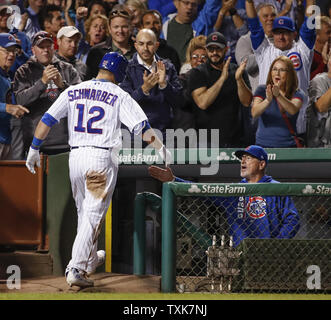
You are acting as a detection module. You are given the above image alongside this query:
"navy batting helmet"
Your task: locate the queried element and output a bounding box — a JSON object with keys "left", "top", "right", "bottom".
{"left": 99, "top": 52, "right": 128, "bottom": 83}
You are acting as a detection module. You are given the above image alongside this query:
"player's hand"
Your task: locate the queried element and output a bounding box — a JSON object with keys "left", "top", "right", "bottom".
{"left": 26, "top": 147, "right": 41, "bottom": 174}
{"left": 266, "top": 84, "right": 273, "bottom": 102}
{"left": 142, "top": 70, "right": 159, "bottom": 94}
{"left": 148, "top": 165, "right": 174, "bottom": 182}
{"left": 157, "top": 145, "right": 172, "bottom": 167}
{"left": 220, "top": 56, "right": 231, "bottom": 82}
{"left": 6, "top": 104, "right": 29, "bottom": 118}
{"left": 235, "top": 58, "right": 247, "bottom": 81}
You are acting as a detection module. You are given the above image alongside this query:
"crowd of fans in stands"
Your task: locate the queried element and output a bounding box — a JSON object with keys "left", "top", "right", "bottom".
{"left": 0, "top": 0, "right": 330, "bottom": 160}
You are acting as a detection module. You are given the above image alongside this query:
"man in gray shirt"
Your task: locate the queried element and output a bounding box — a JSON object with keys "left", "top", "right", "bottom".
{"left": 13, "top": 31, "right": 81, "bottom": 158}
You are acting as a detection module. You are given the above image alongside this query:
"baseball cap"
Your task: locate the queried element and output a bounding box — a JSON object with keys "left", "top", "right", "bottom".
{"left": 0, "top": 33, "right": 21, "bottom": 49}
{"left": 31, "top": 31, "right": 53, "bottom": 47}
{"left": 272, "top": 16, "right": 296, "bottom": 32}
{"left": 206, "top": 32, "right": 227, "bottom": 49}
{"left": 235, "top": 145, "right": 268, "bottom": 165}
{"left": 57, "top": 26, "right": 81, "bottom": 39}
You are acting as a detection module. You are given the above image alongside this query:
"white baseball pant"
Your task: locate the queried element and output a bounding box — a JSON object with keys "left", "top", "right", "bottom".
{"left": 66, "top": 147, "right": 118, "bottom": 273}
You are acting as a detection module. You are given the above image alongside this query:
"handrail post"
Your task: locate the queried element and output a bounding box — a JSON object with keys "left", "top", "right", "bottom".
{"left": 161, "top": 183, "right": 176, "bottom": 293}
{"left": 133, "top": 193, "right": 146, "bottom": 275}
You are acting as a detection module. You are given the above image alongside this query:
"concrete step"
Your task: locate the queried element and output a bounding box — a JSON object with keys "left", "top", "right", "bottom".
{"left": 0, "top": 251, "right": 53, "bottom": 279}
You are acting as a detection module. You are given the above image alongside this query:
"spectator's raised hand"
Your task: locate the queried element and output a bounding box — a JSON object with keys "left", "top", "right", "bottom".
{"left": 272, "top": 84, "right": 281, "bottom": 98}
{"left": 141, "top": 70, "right": 159, "bottom": 94}
{"left": 156, "top": 61, "right": 167, "bottom": 87}
{"left": 220, "top": 56, "right": 231, "bottom": 82}
{"left": 235, "top": 58, "right": 247, "bottom": 81}
{"left": 18, "top": 12, "right": 29, "bottom": 31}
{"left": 42, "top": 65, "right": 57, "bottom": 84}
{"left": 42, "top": 65, "right": 64, "bottom": 88}
{"left": 285, "top": 0, "right": 294, "bottom": 11}
{"left": 65, "top": 0, "right": 72, "bottom": 12}
{"left": 51, "top": 67, "right": 65, "bottom": 89}
{"left": 76, "top": 6, "right": 88, "bottom": 21}
{"left": 322, "top": 41, "right": 330, "bottom": 65}
{"left": 221, "top": 0, "right": 235, "bottom": 14}
{"left": 266, "top": 84, "right": 273, "bottom": 102}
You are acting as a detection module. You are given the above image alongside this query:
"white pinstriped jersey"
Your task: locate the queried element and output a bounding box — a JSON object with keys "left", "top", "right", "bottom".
{"left": 45, "top": 79, "right": 148, "bottom": 148}
{"left": 255, "top": 37, "right": 313, "bottom": 94}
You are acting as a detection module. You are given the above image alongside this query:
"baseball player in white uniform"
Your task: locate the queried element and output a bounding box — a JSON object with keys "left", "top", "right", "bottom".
{"left": 25, "top": 52, "right": 171, "bottom": 288}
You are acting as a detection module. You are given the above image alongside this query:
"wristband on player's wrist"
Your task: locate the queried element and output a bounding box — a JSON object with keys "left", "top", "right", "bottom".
{"left": 31, "top": 137, "right": 44, "bottom": 150}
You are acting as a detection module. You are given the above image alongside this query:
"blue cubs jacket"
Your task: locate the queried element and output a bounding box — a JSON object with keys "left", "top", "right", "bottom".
{"left": 175, "top": 175, "right": 300, "bottom": 247}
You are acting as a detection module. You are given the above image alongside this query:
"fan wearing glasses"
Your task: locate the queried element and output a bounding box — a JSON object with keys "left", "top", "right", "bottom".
{"left": 245, "top": 0, "right": 316, "bottom": 138}
{"left": 252, "top": 56, "right": 304, "bottom": 148}
{"left": 0, "top": 34, "right": 29, "bottom": 160}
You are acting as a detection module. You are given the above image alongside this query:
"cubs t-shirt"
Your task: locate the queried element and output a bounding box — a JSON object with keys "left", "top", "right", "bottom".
{"left": 254, "top": 85, "right": 304, "bottom": 147}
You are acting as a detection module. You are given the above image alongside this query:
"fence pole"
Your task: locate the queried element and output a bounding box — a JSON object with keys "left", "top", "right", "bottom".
{"left": 133, "top": 193, "right": 146, "bottom": 275}
{"left": 161, "top": 183, "right": 176, "bottom": 293}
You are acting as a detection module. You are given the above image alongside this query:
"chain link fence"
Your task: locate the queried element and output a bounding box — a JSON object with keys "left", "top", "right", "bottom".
{"left": 158, "top": 182, "right": 331, "bottom": 294}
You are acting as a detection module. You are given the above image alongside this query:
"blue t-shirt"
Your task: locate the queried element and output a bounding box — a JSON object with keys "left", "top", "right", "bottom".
{"left": 254, "top": 85, "right": 304, "bottom": 147}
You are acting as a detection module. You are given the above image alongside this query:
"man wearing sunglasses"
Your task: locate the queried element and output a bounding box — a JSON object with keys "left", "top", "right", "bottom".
{"left": 13, "top": 31, "right": 81, "bottom": 159}
{"left": 86, "top": 5, "right": 136, "bottom": 79}
{"left": 186, "top": 31, "right": 252, "bottom": 148}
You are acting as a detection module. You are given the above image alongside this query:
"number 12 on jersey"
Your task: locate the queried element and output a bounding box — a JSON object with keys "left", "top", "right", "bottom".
{"left": 74, "top": 103, "right": 105, "bottom": 134}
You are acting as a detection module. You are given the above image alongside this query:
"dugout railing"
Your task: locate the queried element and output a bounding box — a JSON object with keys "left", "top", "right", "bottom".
{"left": 133, "top": 183, "right": 331, "bottom": 294}
{"left": 161, "top": 182, "right": 331, "bottom": 293}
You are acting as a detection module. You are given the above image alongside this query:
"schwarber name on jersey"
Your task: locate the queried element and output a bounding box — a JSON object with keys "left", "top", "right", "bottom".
{"left": 45, "top": 79, "right": 148, "bottom": 149}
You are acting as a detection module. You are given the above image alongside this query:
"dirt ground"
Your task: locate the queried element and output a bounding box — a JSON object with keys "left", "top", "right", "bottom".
{"left": 0, "top": 273, "right": 161, "bottom": 293}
